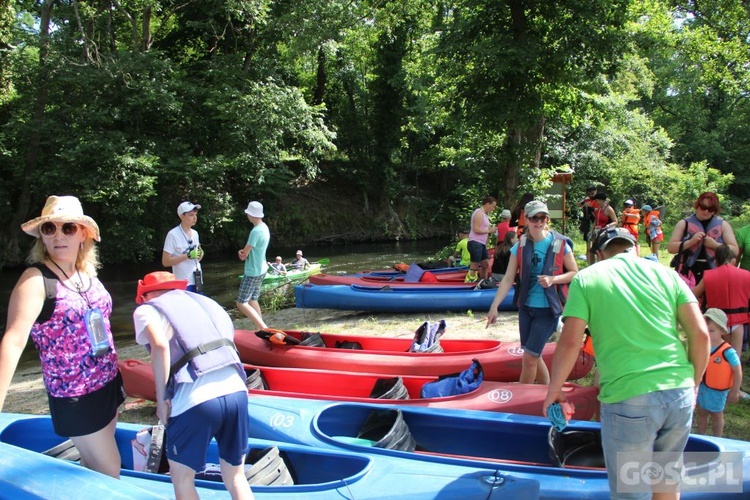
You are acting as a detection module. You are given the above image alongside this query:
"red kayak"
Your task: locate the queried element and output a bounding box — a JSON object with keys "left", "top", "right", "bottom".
{"left": 234, "top": 330, "right": 594, "bottom": 382}
{"left": 118, "top": 359, "right": 599, "bottom": 420}
{"left": 309, "top": 273, "right": 475, "bottom": 288}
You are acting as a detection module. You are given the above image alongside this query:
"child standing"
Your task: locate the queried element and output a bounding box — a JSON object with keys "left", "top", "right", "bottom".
{"left": 696, "top": 308, "right": 742, "bottom": 437}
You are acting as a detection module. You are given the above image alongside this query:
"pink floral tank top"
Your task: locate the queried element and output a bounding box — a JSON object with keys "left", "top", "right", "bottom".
{"left": 30, "top": 275, "right": 119, "bottom": 398}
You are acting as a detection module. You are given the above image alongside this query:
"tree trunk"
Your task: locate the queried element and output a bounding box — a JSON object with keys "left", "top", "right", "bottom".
{"left": 312, "top": 45, "right": 326, "bottom": 106}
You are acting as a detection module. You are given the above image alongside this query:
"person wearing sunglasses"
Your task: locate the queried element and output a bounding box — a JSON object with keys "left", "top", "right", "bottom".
{"left": 667, "top": 192, "right": 738, "bottom": 285}
{"left": 486, "top": 200, "right": 579, "bottom": 385}
{"left": 163, "top": 201, "right": 204, "bottom": 293}
{"left": 0, "top": 195, "right": 124, "bottom": 478}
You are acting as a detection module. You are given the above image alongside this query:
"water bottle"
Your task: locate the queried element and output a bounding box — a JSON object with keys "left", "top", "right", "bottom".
{"left": 84, "top": 307, "right": 110, "bottom": 356}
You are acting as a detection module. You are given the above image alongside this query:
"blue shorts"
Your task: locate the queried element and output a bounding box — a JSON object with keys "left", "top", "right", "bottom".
{"left": 600, "top": 387, "right": 693, "bottom": 500}
{"left": 697, "top": 382, "right": 728, "bottom": 413}
{"left": 166, "top": 391, "right": 249, "bottom": 471}
{"left": 518, "top": 306, "right": 558, "bottom": 357}
{"left": 237, "top": 274, "right": 265, "bottom": 303}
{"left": 467, "top": 240, "right": 489, "bottom": 264}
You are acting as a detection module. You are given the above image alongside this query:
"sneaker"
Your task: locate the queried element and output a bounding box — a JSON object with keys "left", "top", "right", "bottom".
{"left": 478, "top": 278, "right": 497, "bottom": 289}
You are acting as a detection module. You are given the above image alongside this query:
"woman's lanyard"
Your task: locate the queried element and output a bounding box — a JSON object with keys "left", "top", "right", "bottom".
{"left": 48, "top": 258, "right": 92, "bottom": 309}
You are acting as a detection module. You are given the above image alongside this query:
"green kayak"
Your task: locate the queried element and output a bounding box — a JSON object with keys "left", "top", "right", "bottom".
{"left": 262, "top": 262, "right": 324, "bottom": 285}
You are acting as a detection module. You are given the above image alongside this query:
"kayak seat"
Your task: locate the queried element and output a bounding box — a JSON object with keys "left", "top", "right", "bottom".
{"left": 548, "top": 428, "right": 605, "bottom": 468}
{"left": 357, "top": 409, "right": 416, "bottom": 452}
{"left": 245, "top": 446, "right": 296, "bottom": 486}
{"left": 369, "top": 377, "right": 410, "bottom": 400}
{"left": 403, "top": 263, "right": 426, "bottom": 283}
{"left": 255, "top": 329, "right": 301, "bottom": 345}
{"left": 196, "top": 446, "right": 296, "bottom": 486}
{"left": 334, "top": 340, "right": 363, "bottom": 349}
{"left": 245, "top": 368, "right": 269, "bottom": 390}
{"left": 299, "top": 332, "right": 326, "bottom": 348}
{"left": 42, "top": 439, "right": 81, "bottom": 462}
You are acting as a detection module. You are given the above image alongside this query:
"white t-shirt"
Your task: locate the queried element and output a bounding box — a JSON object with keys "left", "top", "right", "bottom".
{"left": 163, "top": 226, "right": 201, "bottom": 284}
{"left": 133, "top": 304, "right": 246, "bottom": 417}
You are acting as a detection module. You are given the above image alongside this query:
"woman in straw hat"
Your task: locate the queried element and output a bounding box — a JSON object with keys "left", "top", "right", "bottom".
{"left": 0, "top": 195, "right": 124, "bottom": 478}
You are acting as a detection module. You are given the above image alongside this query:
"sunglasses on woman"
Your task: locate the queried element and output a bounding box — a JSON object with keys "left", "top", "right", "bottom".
{"left": 698, "top": 204, "right": 715, "bottom": 213}
{"left": 528, "top": 215, "right": 549, "bottom": 223}
{"left": 40, "top": 221, "right": 80, "bottom": 237}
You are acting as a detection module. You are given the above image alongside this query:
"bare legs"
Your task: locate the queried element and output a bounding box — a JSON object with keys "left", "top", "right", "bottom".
{"left": 696, "top": 404, "right": 725, "bottom": 437}
{"left": 519, "top": 352, "right": 550, "bottom": 385}
{"left": 71, "top": 416, "right": 120, "bottom": 478}
{"left": 236, "top": 300, "right": 268, "bottom": 330}
{"left": 169, "top": 458, "right": 254, "bottom": 500}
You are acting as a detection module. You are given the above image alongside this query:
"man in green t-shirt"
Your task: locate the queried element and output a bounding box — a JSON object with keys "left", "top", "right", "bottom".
{"left": 735, "top": 224, "right": 750, "bottom": 271}
{"left": 544, "top": 228, "right": 709, "bottom": 499}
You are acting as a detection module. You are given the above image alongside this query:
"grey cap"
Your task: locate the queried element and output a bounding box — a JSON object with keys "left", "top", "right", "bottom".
{"left": 524, "top": 200, "right": 549, "bottom": 219}
{"left": 595, "top": 227, "right": 636, "bottom": 251}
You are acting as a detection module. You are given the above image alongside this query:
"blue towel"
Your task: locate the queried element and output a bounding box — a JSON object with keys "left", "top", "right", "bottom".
{"left": 548, "top": 402, "right": 568, "bottom": 432}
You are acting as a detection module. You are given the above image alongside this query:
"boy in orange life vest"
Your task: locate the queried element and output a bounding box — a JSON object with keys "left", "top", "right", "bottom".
{"left": 620, "top": 199, "right": 641, "bottom": 256}
{"left": 696, "top": 309, "right": 742, "bottom": 437}
{"left": 641, "top": 204, "right": 663, "bottom": 258}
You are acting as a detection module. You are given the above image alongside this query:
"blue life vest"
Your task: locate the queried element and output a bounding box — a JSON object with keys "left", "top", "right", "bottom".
{"left": 148, "top": 290, "right": 244, "bottom": 399}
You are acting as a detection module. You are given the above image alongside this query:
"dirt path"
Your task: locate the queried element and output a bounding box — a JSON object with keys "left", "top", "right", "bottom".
{"left": 4, "top": 308, "right": 519, "bottom": 424}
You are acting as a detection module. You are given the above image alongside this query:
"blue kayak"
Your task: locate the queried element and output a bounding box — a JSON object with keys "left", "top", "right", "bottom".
{"left": 0, "top": 413, "right": 539, "bottom": 499}
{"left": 247, "top": 396, "right": 750, "bottom": 499}
{"left": 295, "top": 283, "right": 516, "bottom": 312}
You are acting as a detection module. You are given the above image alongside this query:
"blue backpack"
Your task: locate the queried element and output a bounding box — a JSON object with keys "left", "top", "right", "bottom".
{"left": 420, "top": 359, "right": 483, "bottom": 398}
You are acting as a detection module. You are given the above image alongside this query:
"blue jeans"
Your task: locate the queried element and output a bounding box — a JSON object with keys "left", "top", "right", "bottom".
{"left": 600, "top": 387, "right": 694, "bottom": 499}
{"left": 517, "top": 305, "right": 558, "bottom": 357}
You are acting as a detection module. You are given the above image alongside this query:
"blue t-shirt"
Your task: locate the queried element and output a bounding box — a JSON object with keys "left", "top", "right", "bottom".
{"left": 510, "top": 232, "right": 571, "bottom": 308}
{"left": 244, "top": 223, "right": 270, "bottom": 277}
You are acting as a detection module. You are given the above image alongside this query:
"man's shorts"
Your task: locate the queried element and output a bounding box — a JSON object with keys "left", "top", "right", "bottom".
{"left": 237, "top": 274, "right": 265, "bottom": 303}
{"left": 166, "top": 391, "right": 250, "bottom": 471}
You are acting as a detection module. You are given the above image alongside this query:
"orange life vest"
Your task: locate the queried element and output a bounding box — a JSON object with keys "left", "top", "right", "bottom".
{"left": 516, "top": 210, "right": 526, "bottom": 237}
{"left": 621, "top": 207, "right": 641, "bottom": 237}
{"left": 703, "top": 342, "right": 734, "bottom": 391}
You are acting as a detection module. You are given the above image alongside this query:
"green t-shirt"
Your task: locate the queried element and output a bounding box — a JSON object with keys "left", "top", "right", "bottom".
{"left": 563, "top": 252, "right": 697, "bottom": 404}
{"left": 244, "top": 223, "right": 270, "bottom": 277}
{"left": 455, "top": 238, "right": 471, "bottom": 266}
{"left": 736, "top": 224, "right": 750, "bottom": 271}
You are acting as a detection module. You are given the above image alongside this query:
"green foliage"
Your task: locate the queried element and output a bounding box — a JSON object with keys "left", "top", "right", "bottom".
{"left": 2, "top": 0, "right": 750, "bottom": 266}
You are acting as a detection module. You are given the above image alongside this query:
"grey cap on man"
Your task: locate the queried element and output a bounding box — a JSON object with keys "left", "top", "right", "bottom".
{"left": 595, "top": 227, "right": 635, "bottom": 252}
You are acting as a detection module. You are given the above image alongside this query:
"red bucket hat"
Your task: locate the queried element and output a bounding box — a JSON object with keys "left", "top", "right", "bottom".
{"left": 135, "top": 271, "right": 188, "bottom": 304}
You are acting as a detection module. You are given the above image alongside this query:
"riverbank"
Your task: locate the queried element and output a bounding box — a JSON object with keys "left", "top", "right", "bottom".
{"left": 4, "top": 308, "right": 520, "bottom": 424}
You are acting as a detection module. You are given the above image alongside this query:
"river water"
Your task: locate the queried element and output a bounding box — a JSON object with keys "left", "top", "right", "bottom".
{"left": 0, "top": 239, "right": 448, "bottom": 362}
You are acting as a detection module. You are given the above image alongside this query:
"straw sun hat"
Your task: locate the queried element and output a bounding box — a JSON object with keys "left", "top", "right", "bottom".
{"left": 21, "top": 195, "right": 101, "bottom": 242}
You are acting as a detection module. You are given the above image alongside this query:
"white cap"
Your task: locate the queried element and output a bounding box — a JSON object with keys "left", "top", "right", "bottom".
{"left": 500, "top": 209, "right": 511, "bottom": 219}
{"left": 624, "top": 199, "right": 634, "bottom": 206}
{"left": 244, "top": 201, "right": 264, "bottom": 218}
{"left": 296, "top": 250, "right": 303, "bottom": 255}
{"left": 177, "top": 201, "right": 201, "bottom": 216}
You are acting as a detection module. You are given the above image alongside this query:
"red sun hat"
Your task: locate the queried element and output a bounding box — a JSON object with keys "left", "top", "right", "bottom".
{"left": 136, "top": 271, "right": 188, "bottom": 304}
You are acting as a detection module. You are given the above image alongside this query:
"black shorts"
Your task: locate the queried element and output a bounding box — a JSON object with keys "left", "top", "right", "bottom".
{"left": 48, "top": 371, "right": 126, "bottom": 437}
